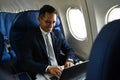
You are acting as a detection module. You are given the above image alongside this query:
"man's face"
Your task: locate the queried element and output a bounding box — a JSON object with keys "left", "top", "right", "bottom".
{"left": 38, "top": 12, "right": 56, "bottom": 32}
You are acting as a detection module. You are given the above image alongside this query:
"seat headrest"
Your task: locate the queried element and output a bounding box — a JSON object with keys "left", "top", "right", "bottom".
{"left": 0, "top": 12, "right": 17, "bottom": 40}
{"left": 56, "top": 17, "right": 61, "bottom": 26}
{"left": 10, "top": 10, "right": 61, "bottom": 43}
{"left": 86, "top": 19, "right": 120, "bottom": 80}
{"left": 10, "top": 10, "right": 61, "bottom": 33}
{"left": 10, "top": 10, "right": 40, "bottom": 49}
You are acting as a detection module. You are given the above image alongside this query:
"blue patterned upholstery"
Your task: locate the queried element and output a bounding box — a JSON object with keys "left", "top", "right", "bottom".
{"left": 0, "top": 12, "right": 17, "bottom": 40}
{"left": 0, "top": 12, "right": 17, "bottom": 63}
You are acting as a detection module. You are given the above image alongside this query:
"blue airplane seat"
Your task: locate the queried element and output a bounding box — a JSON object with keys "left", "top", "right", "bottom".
{"left": 54, "top": 16, "right": 61, "bottom": 30}
{"left": 10, "top": 10, "right": 63, "bottom": 60}
{"left": 86, "top": 19, "right": 120, "bottom": 80}
{"left": 0, "top": 12, "right": 17, "bottom": 41}
{"left": 9, "top": 10, "right": 63, "bottom": 80}
{"left": 0, "top": 12, "right": 17, "bottom": 62}
{"left": 0, "top": 31, "right": 13, "bottom": 63}
{"left": 0, "top": 11, "right": 32, "bottom": 80}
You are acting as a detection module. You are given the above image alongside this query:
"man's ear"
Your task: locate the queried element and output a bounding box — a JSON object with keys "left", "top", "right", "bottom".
{"left": 38, "top": 16, "right": 41, "bottom": 21}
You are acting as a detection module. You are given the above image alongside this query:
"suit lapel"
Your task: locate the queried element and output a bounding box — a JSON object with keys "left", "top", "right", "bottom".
{"left": 50, "top": 31, "right": 60, "bottom": 62}
{"left": 50, "top": 32, "right": 55, "bottom": 50}
{"left": 36, "top": 28, "right": 48, "bottom": 55}
{"left": 50, "top": 32, "right": 58, "bottom": 54}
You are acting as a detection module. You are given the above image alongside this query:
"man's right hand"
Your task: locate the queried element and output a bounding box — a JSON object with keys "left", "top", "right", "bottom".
{"left": 47, "top": 66, "right": 63, "bottom": 77}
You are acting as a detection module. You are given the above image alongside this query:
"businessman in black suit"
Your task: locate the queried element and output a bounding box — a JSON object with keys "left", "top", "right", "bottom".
{"left": 20, "top": 5, "right": 77, "bottom": 80}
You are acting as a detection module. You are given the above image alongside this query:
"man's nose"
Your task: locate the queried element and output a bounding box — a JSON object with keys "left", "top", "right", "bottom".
{"left": 47, "top": 22, "right": 55, "bottom": 27}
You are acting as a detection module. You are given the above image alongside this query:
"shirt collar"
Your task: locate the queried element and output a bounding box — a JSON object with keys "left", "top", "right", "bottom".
{"left": 40, "top": 27, "right": 50, "bottom": 36}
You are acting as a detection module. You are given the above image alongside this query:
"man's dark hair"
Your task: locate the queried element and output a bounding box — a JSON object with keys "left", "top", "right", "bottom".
{"left": 39, "top": 5, "right": 57, "bottom": 18}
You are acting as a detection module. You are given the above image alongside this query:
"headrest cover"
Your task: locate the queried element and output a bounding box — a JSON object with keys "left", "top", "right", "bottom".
{"left": 56, "top": 17, "right": 60, "bottom": 26}
{"left": 0, "top": 12, "right": 17, "bottom": 40}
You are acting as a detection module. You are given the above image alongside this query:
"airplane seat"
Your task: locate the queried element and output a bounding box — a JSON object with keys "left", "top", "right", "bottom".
{"left": 9, "top": 10, "right": 63, "bottom": 80}
{"left": 0, "top": 13, "right": 16, "bottom": 63}
{"left": 86, "top": 19, "right": 120, "bottom": 80}
{"left": 0, "top": 12, "right": 17, "bottom": 40}
{"left": 0, "top": 12, "right": 19, "bottom": 76}
{"left": 0, "top": 12, "right": 17, "bottom": 62}
{"left": 0, "top": 11, "right": 32, "bottom": 79}
{"left": 10, "top": 10, "right": 63, "bottom": 60}
{"left": 53, "top": 16, "right": 62, "bottom": 31}
{"left": 10, "top": 10, "right": 38, "bottom": 59}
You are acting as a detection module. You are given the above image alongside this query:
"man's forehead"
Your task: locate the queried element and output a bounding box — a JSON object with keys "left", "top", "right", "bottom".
{"left": 44, "top": 12, "right": 56, "bottom": 17}
{"left": 44, "top": 13, "right": 57, "bottom": 21}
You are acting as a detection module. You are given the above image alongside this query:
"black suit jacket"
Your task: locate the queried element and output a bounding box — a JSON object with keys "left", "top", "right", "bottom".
{"left": 19, "top": 27, "right": 76, "bottom": 75}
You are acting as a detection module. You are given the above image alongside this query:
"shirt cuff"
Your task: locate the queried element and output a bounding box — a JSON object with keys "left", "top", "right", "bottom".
{"left": 45, "top": 65, "right": 50, "bottom": 72}
{"left": 67, "top": 58, "right": 74, "bottom": 63}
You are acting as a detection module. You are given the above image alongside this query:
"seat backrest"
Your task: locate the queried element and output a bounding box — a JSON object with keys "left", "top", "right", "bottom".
{"left": 10, "top": 10, "right": 63, "bottom": 60}
{"left": 0, "top": 12, "right": 17, "bottom": 63}
{"left": 0, "top": 11, "right": 31, "bottom": 80}
{"left": 86, "top": 19, "right": 120, "bottom": 80}
{"left": 0, "top": 12, "right": 17, "bottom": 41}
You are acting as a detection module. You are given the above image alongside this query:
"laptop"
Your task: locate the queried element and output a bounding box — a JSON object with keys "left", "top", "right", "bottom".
{"left": 47, "top": 61, "right": 88, "bottom": 80}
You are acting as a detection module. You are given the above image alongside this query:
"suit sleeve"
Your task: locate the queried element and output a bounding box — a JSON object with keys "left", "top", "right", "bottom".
{"left": 54, "top": 30, "right": 76, "bottom": 63}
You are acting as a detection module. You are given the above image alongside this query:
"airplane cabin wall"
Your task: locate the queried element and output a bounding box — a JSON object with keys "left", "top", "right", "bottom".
{"left": 1, "top": 0, "right": 119, "bottom": 60}
{"left": 53, "top": 0, "right": 93, "bottom": 60}
{"left": 89, "top": 0, "right": 120, "bottom": 33}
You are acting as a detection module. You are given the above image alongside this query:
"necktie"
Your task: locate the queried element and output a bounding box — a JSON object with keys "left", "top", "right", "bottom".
{"left": 46, "top": 34, "right": 58, "bottom": 66}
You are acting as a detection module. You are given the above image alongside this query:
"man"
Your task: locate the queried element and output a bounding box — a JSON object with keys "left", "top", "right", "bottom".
{"left": 20, "top": 5, "right": 77, "bottom": 80}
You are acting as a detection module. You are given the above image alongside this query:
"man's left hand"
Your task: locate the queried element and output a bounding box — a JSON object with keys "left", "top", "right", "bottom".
{"left": 64, "top": 61, "right": 74, "bottom": 68}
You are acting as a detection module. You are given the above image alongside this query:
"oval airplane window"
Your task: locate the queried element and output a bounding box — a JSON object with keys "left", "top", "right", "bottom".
{"left": 66, "top": 8, "right": 87, "bottom": 41}
{"left": 105, "top": 5, "right": 120, "bottom": 23}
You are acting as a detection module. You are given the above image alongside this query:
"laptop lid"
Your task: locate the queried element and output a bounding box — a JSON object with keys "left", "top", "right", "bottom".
{"left": 59, "top": 61, "right": 88, "bottom": 80}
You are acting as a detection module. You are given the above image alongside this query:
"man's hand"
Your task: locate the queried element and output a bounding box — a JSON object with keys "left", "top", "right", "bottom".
{"left": 47, "top": 66, "right": 63, "bottom": 77}
{"left": 64, "top": 61, "right": 74, "bottom": 68}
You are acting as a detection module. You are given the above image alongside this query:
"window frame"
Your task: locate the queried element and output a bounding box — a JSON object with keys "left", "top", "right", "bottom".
{"left": 105, "top": 5, "right": 120, "bottom": 24}
{"left": 66, "top": 7, "right": 87, "bottom": 41}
